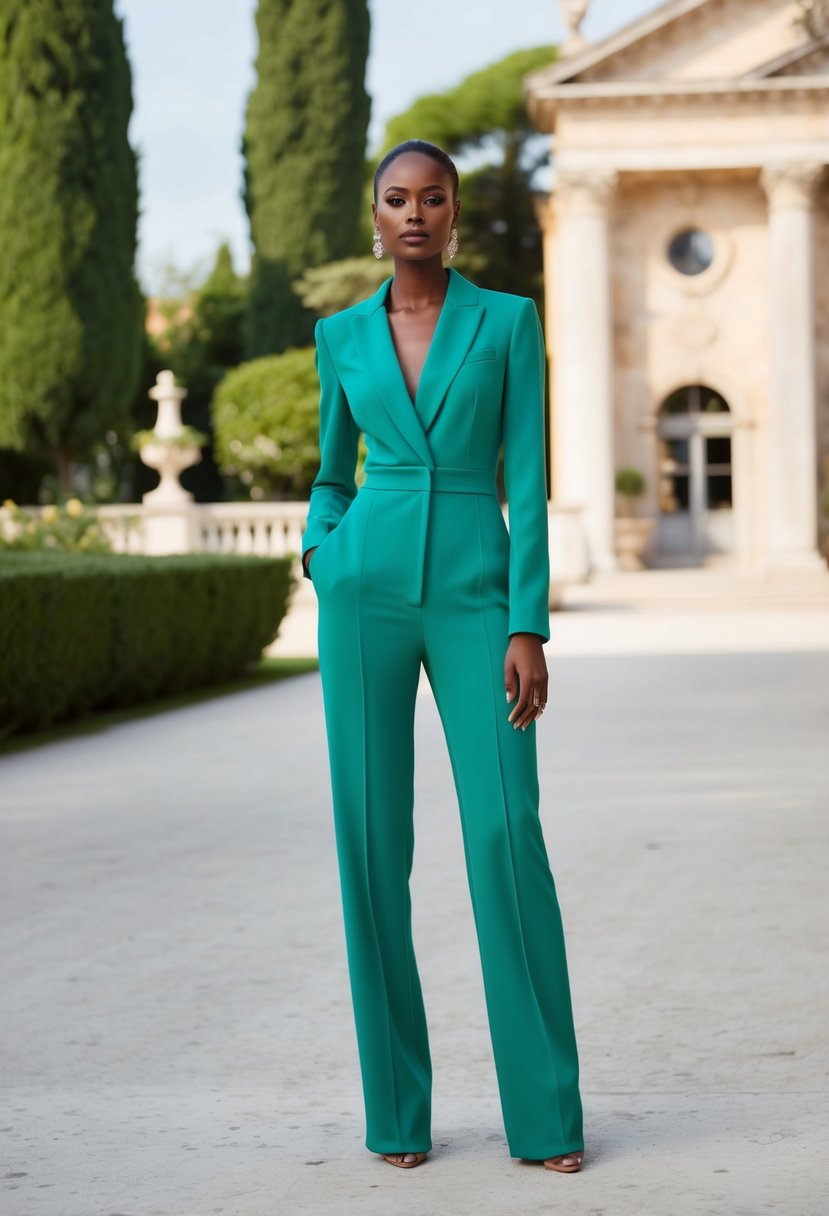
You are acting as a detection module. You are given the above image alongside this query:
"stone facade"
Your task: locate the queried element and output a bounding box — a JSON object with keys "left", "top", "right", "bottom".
{"left": 525, "top": 0, "right": 829, "bottom": 572}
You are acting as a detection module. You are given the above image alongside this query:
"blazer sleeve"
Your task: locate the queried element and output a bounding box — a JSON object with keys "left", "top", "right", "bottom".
{"left": 501, "top": 296, "right": 551, "bottom": 640}
{"left": 300, "top": 317, "right": 361, "bottom": 580}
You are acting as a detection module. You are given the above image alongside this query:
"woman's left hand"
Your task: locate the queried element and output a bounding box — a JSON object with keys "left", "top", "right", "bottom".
{"left": 504, "top": 633, "right": 548, "bottom": 730}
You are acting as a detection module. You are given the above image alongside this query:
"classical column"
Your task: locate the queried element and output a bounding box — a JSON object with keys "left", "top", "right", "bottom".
{"left": 760, "top": 161, "right": 824, "bottom": 569}
{"left": 552, "top": 168, "right": 618, "bottom": 572}
{"left": 533, "top": 190, "right": 557, "bottom": 487}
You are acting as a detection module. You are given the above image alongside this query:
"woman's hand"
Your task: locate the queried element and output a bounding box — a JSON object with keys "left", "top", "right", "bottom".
{"left": 504, "top": 633, "right": 548, "bottom": 730}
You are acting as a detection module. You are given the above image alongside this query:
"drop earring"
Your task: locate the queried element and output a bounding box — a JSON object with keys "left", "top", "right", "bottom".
{"left": 373, "top": 229, "right": 384, "bottom": 259}
{"left": 447, "top": 226, "right": 459, "bottom": 260}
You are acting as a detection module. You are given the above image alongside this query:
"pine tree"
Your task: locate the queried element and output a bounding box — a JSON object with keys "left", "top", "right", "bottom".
{"left": 243, "top": 0, "right": 371, "bottom": 356}
{"left": 0, "top": 0, "right": 143, "bottom": 491}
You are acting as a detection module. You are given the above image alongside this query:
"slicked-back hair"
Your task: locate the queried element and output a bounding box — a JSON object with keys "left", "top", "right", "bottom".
{"left": 373, "top": 139, "right": 459, "bottom": 202}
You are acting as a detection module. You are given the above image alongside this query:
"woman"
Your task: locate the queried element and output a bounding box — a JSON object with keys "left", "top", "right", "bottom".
{"left": 300, "top": 139, "right": 585, "bottom": 1174}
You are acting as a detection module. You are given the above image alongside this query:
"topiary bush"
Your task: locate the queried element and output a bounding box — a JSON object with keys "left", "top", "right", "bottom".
{"left": 211, "top": 348, "right": 321, "bottom": 500}
{"left": 0, "top": 552, "right": 294, "bottom": 737}
{"left": 615, "top": 467, "right": 647, "bottom": 518}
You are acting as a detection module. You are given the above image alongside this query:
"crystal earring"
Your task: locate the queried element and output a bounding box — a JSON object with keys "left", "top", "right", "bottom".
{"left": 372, "top": 229, "right": 384, "bottom": 259}
{"left": 447, "top": 226, "right": 459, "bottom": 259}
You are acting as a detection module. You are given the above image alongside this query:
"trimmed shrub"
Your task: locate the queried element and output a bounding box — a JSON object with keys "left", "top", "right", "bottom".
{"left": 211, "top": 348, "right": 321, "bottom": 500}
{"left": 0, "top": 552, "right": 294, "bottom": 737}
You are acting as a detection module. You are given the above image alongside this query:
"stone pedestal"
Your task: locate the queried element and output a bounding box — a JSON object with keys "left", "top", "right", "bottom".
{"left": 141, "top": 504, "right": 201, "bottom": 556}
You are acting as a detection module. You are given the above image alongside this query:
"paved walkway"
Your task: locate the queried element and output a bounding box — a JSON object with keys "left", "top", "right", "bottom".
{"left": 1, "top": 567, "right": 827, "bottom": 1215}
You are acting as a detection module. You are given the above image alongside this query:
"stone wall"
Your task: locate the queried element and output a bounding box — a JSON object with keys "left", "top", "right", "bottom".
{"left": 609, "top": 169, "right": 769, "bottom": 557}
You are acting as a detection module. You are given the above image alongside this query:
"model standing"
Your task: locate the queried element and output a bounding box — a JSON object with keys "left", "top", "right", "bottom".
{"left": 300, "top": 139, "right": 585, "bottom": 1174}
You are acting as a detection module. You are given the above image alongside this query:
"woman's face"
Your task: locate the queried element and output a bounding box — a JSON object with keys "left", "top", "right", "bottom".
{"left": 372, "top": 152, "right": 460, "bottom": 262}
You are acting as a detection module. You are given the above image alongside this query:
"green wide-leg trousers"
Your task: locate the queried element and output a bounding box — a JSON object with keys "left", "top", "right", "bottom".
{"left": 312, "top": 488, "right": 584, "bottom": 1160}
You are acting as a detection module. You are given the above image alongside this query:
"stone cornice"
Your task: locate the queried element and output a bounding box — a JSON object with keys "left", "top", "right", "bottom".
{"left": 527, "top": 74, "right": 829, "bottom": 109}
{"left": 553, "top": 144, "right": 829, "bottom": 175}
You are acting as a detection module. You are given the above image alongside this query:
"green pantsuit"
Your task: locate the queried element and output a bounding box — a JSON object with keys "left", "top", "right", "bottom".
{"left": 300, "top": 267, "right": 583, "bottom": 1159}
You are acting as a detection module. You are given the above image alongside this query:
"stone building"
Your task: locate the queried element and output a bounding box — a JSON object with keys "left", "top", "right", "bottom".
{"left": 525, "top": 0, "right": 829, "bottom": 573}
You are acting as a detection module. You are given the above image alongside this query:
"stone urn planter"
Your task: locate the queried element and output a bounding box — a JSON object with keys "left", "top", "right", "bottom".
{"left": 615, "top": 517, "right": 656, "bottom": 571}
{"left": 132, "top": 371, "right": 208, "bottom": 553}
{"left": 614, "top": 466, "right": 655, "bottom": 571}
{"left": 136, "top": 371, "right": 207, "bottom": 506}
{"left": 140, "top": 439, "right": 203, "bottom": 505}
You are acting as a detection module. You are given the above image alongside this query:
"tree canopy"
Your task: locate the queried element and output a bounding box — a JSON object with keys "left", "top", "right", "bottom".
{"left": 242, "top": 0, "right": 371, "bottom": 357}
{"left": 384, "top": 45, "right": 555, "bottom": 154}
{"left": 0, "top": 0, "right": 143, "bottom": 490}
{"left": 293, "top": 257, "right": 389, "bottom": 317}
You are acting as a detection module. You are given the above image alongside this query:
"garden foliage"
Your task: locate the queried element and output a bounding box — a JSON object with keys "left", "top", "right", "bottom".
{"left": 242, "top": 0, "right": 371, "bottom": 355}
{"left": 211, "top": 348, "right": 322, "bottom": 499}
{"left": 0, "top": 553, "right": 293, "bottom": 736}
{"left": 0, "top": 0, "right": 143, "bottom": 486}
{"left": 1, "top": 498, "right": 114, "bottom": 553}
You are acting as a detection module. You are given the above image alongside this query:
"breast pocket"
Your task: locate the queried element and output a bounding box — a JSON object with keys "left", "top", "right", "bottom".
{"left": 462, "top": 347, "right": 496, "bottom": 365}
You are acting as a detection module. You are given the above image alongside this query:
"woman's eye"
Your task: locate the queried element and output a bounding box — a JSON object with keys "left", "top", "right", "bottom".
{"left": 425, "top": 196, "right": 445, "bottom": 205}
{"left": 387, "top": 197, "right": 404, "bottom": 206}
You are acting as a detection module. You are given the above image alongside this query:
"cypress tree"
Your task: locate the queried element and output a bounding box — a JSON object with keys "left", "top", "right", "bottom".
{"left": 0, "top": 0, "right": 142, "bottom": 491}
{"left": 243, "top": 0, "right": 371, "bottom": 356}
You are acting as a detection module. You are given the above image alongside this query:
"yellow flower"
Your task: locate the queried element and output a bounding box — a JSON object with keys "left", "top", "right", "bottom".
{"left": 3, "top": 498, "right": 17, "bottom": 511}
{"left": 65, "top": 498, "right": 84, "bottom": 518}
{"left": 42, "top": 505, "right": 59, "bottom": 523}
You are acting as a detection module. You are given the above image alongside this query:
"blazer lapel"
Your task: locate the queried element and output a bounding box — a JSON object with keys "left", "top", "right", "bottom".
{"left": 351, "top": 267, "right": 483, "bottom": 466}
{"left": 353, "top": 277, "right": 433, "bottom": 467}
{"left": 416, "top": 268, "right": 483, "bottom": 435}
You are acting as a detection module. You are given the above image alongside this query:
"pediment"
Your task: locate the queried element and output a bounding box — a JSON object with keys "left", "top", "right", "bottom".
{"left": 747, "top": 32, "right": 829, "bottom": 76}
{"left": 528, "top": 0, "right": 821, "bottom": 89}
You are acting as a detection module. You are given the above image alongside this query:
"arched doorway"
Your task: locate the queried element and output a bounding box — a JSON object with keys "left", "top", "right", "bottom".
{"left": 656, "top": 384, "right": 735, "bottom": 563}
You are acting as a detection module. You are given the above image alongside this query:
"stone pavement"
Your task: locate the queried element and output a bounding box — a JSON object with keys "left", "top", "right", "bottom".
{"left": 1, "top": 566, "right": 827, "bottom": 1216}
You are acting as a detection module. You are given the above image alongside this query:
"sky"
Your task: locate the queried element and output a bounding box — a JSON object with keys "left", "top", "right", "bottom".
{"left": 114, "top": 0, "right": 660, "bottom": 294}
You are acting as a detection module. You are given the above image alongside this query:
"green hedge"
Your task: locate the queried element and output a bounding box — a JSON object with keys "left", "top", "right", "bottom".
{"left": 0, "top": 552, "right": 294, "bottom": 737}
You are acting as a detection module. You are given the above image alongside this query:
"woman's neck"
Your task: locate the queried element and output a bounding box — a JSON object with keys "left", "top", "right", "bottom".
{"left": 387, "top": 258, "right": 449, "bottom": 313}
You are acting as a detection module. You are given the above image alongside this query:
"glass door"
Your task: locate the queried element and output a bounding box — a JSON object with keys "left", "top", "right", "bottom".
{"left": 656, "top": 386, "right": 734, "bottom": 562}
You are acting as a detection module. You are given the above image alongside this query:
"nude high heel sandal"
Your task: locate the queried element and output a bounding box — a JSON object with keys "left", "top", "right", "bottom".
{"left": 382, "top": 1152, "right": 429, "bottom": 1168}
{"left": 543, "top": 1150, "right": 584, "bottom": 1173}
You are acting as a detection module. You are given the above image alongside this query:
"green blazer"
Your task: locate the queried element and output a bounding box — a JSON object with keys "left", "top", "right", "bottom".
{"left": 301, "top": 266, "right": 551, "bottom": 640}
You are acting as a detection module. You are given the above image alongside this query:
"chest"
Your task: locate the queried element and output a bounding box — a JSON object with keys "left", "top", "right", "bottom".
{"left": 385, "top": 303, "right": 443, "bottom": 403}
